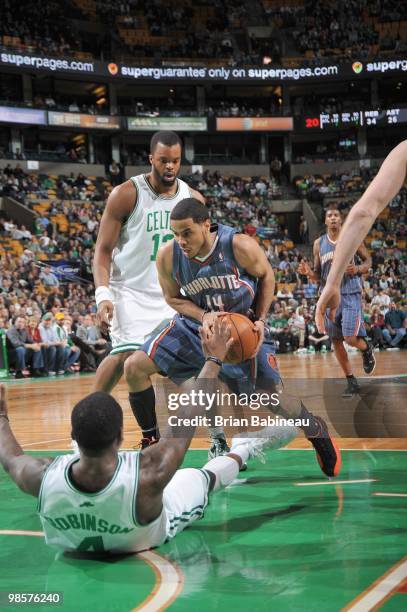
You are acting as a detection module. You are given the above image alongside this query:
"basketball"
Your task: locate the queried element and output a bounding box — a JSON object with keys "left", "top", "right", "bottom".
{"left": 218, "top": 313, "right": 261, "bottom": 364}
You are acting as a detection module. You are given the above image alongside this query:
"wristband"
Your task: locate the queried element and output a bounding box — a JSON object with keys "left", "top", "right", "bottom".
{"left": 256, "top": 317, "right": 267, "bottom": 325}
{"left": 95, "top": 286, "right": 114, "bottom": 308}
{"left": 205, "top": 356, "right": 222, "bottom": 367}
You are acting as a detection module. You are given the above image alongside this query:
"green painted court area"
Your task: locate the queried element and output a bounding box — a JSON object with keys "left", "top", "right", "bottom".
{"left": 0, "top": 449, "right": 406, "bottom": 611}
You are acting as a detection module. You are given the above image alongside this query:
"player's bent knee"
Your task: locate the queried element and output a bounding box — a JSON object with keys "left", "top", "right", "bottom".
{"left": 343, "top": 336, "right": 356, "bottom": 345}
{"left": 124, "top": 350, "right": 154, "bottom": 383}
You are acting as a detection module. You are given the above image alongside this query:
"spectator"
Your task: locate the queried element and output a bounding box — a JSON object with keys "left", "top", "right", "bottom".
{"left": 54, "top": 313, "right": 81, "bottom": 373}
{"left": 6, "top": 316, "right": 44, "bottom": 378}
{"left": 369, "top": 305, "right": 386, "bottom": 349}
{"left": 38, "top": 313, "right": 65, "bottom": 375}
{"left": 307, "top": 322, "right": 330, "bottom": 352}
{"left": 382, "top": 302, "right": 406, "bottom": 349}
{"left": 39, "top": 266, "right": 60, "bottom": 288}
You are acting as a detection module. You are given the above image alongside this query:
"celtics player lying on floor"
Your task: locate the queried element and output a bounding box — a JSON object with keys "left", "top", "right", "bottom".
{"left": 0, "top": 321, "right": 298, "bottom": 554}
{"left": 124, "top": 198, "right": 341, "bottom": 477}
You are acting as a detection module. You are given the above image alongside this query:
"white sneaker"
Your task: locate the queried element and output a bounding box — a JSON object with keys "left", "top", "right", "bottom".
{"left": 231, "top": 424, "right": 297, "bottom": 463}
{"left": 48, "top": 371, "right": 56, "bottom": 376}
{"left": 57, "top": 370, "right": 65, "bottom": 375}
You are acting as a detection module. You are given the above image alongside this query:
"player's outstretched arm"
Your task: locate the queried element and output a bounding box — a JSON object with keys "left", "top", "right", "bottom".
{"left": 0, "top": 385, "right": 53, "bottom": 497}
{"left": 93, "top": 181, "right": 136, "bottom": 333}
{"left": 316, "top": 140, "right": 407, "bottom": 332}
{"left": 137, "top": 320, "right": 233, "bottom": 520}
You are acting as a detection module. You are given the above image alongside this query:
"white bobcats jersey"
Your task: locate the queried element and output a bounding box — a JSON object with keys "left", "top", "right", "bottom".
{"left": 38, "top": 451, "right": 168, "bottom": 554}
{"left": 110, "top": 174, "right": 192, "bottom": 293}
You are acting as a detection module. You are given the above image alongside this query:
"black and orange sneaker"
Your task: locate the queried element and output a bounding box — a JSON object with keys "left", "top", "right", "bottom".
{"left": 308, "top": 417, "right": 342, "bottom": 477}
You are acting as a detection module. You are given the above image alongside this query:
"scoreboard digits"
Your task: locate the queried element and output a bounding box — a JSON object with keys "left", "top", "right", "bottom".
{"left": 301, "top": 108, "right": 406, "bottom": 130}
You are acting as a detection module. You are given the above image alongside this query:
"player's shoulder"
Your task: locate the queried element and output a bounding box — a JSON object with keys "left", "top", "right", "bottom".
{"left": 313, "top": 235, "right": 323, "bottom": 248}
{"left": 187, "top": 185, "right": 205, "bottom": 204}
{"left": 232, "top": 232, "right": 259, "bottom": 255}
{"left": 105, "top": 179, "right": 138, "bottom": 217}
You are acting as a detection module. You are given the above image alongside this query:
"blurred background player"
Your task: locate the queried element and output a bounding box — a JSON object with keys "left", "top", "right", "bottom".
{"left": 124, "top": 198, "right": 341, "bottom": 477}
{"left": 316, "top": 140, "right": 407, "bottom": 331}
{"left": 93, "top": 131, "right": 205, "bottom": 445}
{"left": 298, "top": 205, "right": 375, "bottom": 397}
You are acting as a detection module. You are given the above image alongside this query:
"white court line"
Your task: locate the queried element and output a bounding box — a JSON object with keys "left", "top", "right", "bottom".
{"left": 135, "top": 550, "right": 184, "bottom": 611}
{"left": 0, "top": 531, "right": 184, "bottom": 611}
{"left": 372, "top": 492, "right": 407, "bottom": 498}
{"left": 294, "top": 479, "right": 377, "bottom": 487}
{"left": 22, "top": 437, "right": 72, "bottom": 448}
{"left": 344, "top": 557, "right": 407, "bottom": 611}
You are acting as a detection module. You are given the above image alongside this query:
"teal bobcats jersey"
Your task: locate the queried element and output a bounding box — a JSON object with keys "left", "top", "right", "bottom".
{"left": 38, "top": 452, "right": 168, "bottom": 553}
{"left": 172, "top": 224, "right": 257, "bottom": 315}
{"left": 319, "top": 233, "right": 361, "bottom": 294}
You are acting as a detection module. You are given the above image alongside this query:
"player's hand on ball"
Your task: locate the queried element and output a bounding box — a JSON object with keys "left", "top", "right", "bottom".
{"left": 199, "top": 318, "right": 233, "bottom": 362}
{"left": 315, "top": 284, "right": 340, "bottom": 333}
{"left": 202, "top": 310, "right": 227, "bottom": 335}
{"left": 97, "top": 300, "right": 114, "bottom": 334}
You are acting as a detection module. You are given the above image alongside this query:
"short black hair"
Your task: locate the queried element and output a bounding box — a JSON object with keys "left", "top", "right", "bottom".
{"left": 170, "top": 198, "right": 209, "bottom": 223}
{"left": 325, "top": 204, "right": 341, "bottom": 216}
{"left": 150, "top": 131, "right": 183, "bottom": 153}
{"left": 71, "top": 392, "right": 123, "bottom": 454}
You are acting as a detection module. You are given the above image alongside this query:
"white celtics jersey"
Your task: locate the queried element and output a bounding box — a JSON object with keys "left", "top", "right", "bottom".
{"left": 38, "top": 452, "right": 168, "bottom": 554}
{"left": 110, "top": 174, "right": 192, "bottom": 293}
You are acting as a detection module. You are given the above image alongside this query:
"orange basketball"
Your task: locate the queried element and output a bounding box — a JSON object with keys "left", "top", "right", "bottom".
{"left": 218, "top": 313, "right": 261, "bottom": 364}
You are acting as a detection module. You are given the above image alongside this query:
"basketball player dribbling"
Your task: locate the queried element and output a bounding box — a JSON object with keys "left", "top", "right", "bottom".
{"left": 124, "top": 198, "right": 341, "bottom": 477}
{"left": 298, "top": 205, "right": 375, "bottom": 397}
{"left": 92, "top": 131, "right": 227, "bottom": 446}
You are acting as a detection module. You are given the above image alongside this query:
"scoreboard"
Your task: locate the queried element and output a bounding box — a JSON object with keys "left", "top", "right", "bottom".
{"left": 299, "top": 108, "right": 407, "bottom": 130}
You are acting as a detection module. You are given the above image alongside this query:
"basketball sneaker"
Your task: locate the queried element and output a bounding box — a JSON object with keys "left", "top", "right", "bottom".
{"left": 361, "top": 339, "right": 376, "bottom": 374}
{"left": 231, "top": 424, "right": 297, "bottom": 464}
{"left": 308, "top": 416, "right": 342, "bottom": 477}
{"left": 208, "top": 435, "right": 230, "bottom": 460}
{"left": 342, "top": 376, "right": 361, "bottom": 398}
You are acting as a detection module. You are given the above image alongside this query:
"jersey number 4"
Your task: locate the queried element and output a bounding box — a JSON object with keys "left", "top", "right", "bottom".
{"left": 205, "top": 295, "right": 225, "bottom": 310}
{"left": 150, "top": 233, "right": 173, "bottom": 261}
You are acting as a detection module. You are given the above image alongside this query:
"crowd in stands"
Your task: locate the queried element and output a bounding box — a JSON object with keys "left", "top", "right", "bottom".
{"left": 0, "top": 0, "right": 84, "bottom": 58}
{"left": 1, "top": 0, "right": 405, "bottom": 66}
{"left": 0, "top": 164, "right": 405, "bottom": 378}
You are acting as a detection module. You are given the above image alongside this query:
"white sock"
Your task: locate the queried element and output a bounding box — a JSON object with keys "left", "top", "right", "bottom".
{"left": 203, "top": 456, "right": 240, "bottom": 491}
{"left": 229, "top": 443, "right": 250, "bottom": 464}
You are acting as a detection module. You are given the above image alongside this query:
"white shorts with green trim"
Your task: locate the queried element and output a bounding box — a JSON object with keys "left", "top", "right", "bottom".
{"left": 163, "top": 468, "right": 211, "bottom": 540}
{"left": 109, "top": 283, "right": 174, "bottom": 355}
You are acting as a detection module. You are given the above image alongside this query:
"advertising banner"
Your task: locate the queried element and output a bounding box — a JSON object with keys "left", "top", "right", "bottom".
{"left": 48, "top": 111, "right": 121, "bottom": 129}
{"left": 216, "top": 117, "right": 293, "bottom": 131}
{"left": 1, "top": 51, "right": 406, "bottom": 83}
{"left": 127, "top": 116, "right": 207, "bottom": 131}
{"left": 0, "top": 106, "right": 46, "bottom": 125}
